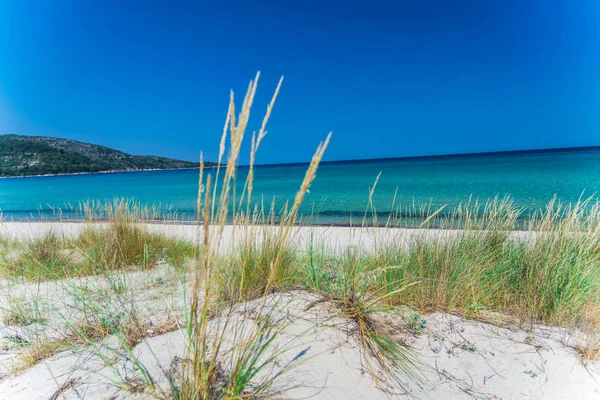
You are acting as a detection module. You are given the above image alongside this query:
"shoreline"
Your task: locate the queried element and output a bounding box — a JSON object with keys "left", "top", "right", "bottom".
{"left": 0, "top": 166, "right": 220, "bottom": 179}
{"left": 0, "top": 216, "right": 538, "bottom": 231}
{"left": 0, "top": 218, "right": 525, "bottom": 231}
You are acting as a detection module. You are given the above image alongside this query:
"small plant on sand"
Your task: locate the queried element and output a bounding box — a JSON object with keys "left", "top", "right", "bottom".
{"left": 76, "top": 201, "right": 194, "bottom": 273}
{"left": 17, "top": 341, "right": 65, "bottom": 371}
{"left": 1, "top": 297, "right": 45, "bottom": 326}
{"left": 3, "top": 231, "right": 75, "bottom": 279}
{"left": 330, "top": 292, "right": 423, "bottom": 384}
{"left": 301, "top": 246, "right": 424, "bottom": 386}
{"left": 69, "top": 310, "right": 126, "bottom": 344}
{"left": 63, "top": 276, "right": 153, "bottom": 348}
{"left": 222, "top": 228, "right": 298, "bottom": 302}
{"left": 406, "top": 312, "right": 427, "bottom": 335}
{"left": 578, "top": 332, "right": 600, "bottom": 361}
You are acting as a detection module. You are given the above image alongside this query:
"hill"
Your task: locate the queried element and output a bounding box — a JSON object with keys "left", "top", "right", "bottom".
{"left": 0, "top": 134, "right": 209, "bottom": 177}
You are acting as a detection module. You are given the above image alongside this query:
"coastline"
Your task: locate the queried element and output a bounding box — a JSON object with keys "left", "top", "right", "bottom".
{"left": 0, "top": 215, "right": 540, "bottom": 231}
{"left": 0, "top": 166, "right": 213, "bottom": 180}
{"left": 0, "top": 217, "right": 528, "bottom": 232}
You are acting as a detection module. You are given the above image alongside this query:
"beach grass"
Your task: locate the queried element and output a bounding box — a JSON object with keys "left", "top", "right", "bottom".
{"left": 0, "top": 202, "right": 194, "bottom": 280}
{"left": 75, "top": 218, "right": 194, "bottom": 272}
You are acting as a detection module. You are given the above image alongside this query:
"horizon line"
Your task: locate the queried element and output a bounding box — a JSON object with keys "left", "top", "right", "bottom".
{"left": 249, "top": 145, "right": 600, "bottom": 168}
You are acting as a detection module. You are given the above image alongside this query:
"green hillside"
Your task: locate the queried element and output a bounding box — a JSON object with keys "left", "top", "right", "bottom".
{"left": 0, "top": 134, "right": 209, "bottom": 177}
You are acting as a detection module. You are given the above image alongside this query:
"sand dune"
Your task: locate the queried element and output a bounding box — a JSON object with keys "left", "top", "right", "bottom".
{"left": 0, "top": 222, "right": 598, "bottom": 399}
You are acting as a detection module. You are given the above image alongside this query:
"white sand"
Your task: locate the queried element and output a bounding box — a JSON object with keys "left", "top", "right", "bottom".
{"left": 0, "top": 221, "right": 533, "bottom": 253}
{"left": 0, "top": 222, "right": 597, "bottom": 399}
{"left": 0, "top": 288, "right": 598, "bottom": 399}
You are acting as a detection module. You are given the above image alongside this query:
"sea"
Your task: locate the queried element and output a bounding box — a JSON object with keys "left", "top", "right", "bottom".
{"left": 1, "top": 147, "right": 599, "bottom": 226}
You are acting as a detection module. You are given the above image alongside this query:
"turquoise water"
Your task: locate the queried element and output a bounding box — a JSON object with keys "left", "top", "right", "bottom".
{"left": 1, "top": 148, "right": 599, "bottom": 225}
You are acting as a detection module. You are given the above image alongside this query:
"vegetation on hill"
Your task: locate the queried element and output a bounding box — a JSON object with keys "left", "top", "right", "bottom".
{"left": 0, "top": 134, "right": 211, "bottom": 177}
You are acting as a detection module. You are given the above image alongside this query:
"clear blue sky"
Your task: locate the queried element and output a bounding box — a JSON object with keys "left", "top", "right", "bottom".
{"left": 1, "top": 1, "right": 599, "bottom": 164}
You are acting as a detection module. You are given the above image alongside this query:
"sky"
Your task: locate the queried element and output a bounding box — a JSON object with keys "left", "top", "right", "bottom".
{"left": 0, "top": 1, "right": 599, "bottom": 164}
